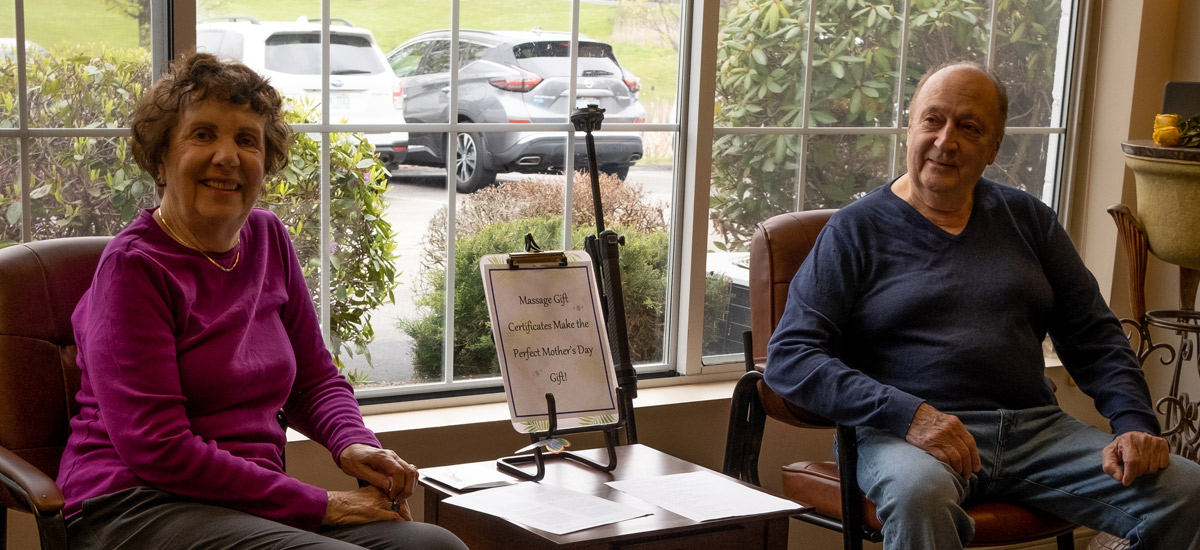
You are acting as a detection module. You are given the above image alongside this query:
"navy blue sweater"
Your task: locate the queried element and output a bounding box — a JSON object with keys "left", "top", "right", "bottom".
{"left": 764, "top": 178, "right": 1159, "bottom": 439}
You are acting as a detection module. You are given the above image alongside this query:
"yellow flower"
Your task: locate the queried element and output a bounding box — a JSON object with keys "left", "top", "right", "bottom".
{"left": 1154, "top": 113, "right": 1183, "bottom": 147}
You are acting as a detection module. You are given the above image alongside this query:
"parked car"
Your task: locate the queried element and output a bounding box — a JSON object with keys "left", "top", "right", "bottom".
{"left": 196, "top": 16, "right": 407, "bottom": 166}
{"left": 386, "top": 29, "right": 645, "bottom": 192}
{"left": 0, "top": 38, "right": 48, "bottom": 61}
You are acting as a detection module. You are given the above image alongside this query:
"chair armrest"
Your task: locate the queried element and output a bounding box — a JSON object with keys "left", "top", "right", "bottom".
{"left": 0, "top": 445, "right": 65, "bottom": 516}
{"left": 756, "top": 379, "right": 837, "bottom": 429}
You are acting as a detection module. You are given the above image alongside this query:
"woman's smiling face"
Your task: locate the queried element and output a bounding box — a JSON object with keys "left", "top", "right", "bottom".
{"left": 158, "top": 98, "right": 267, "bottom": 240}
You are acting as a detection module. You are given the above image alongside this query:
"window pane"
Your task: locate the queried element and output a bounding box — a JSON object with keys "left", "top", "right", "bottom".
{"left": 339, "top": 168, "right": 447, "bottom": 387}
{"left": 710, "top": 133, "right": 800, "bottom": 250}
{"left": 810, "top": 0, "right": 905, "bottom": 128}
{"left": 804, "top": 134, "right": 896, "bottom": 210}
{"left": 1, "top": 6, "right": 18, "bottom": 125}
{"left": 260, "top": 131, "right": 400, "bottom": 385}
{"left": 447, "top": 165, "right": 569, "bottom": 382}
{"left": 22, "top": 137, "right": 155, "bottom": 240}
{"left": 994, "top": 0, "right": 1067, "bottom": 128}
{"left": 714, "top": 1, "right": 809, "bottom": 128}
{"left": 904, "top": 0, "right": 992, "bottom": 105}
{"left": 984, "top": 132, "right": 1058, "bottom": 202}
{"left": 21, "top": 0, "right": 148, "bottom": 129}
{"left": 0, "top": 138, "right": 19, "bottom": 245}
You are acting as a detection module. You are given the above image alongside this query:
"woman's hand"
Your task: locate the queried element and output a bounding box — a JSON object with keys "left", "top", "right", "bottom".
{"left": 323, "top": 486, "right": 411, "bottom": 526}
{"left": 338, "top": 444, "right": 418, "bottom": 502}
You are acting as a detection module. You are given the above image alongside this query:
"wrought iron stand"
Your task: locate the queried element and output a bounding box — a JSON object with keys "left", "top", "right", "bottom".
{"left": 1109, "top": 204, "right": 1200, "bottom": 461}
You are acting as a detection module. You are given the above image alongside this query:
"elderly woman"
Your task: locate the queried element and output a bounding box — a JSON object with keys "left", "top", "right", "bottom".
{"left": 56, "top": 52, "right": 465, "bottom": 550}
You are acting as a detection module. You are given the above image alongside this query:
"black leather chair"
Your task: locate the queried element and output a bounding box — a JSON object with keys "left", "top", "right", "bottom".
{"left": 0, "top": 237, "right": 111, "bottom": 550}
{"left": 722, "top": 210, "right": 1077, "bottom": 549}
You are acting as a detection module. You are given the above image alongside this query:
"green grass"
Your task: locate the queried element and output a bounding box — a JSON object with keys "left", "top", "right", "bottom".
{"left": 1, "top": 0, "right": 140, "bottom": 50}
{"left": 2, "top": 0, "right": 679, "bottom": 106}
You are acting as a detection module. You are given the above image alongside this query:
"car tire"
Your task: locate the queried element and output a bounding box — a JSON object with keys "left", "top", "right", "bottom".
{"left": 599, "top": 163, "right": 630, "bottom": 181}
{"left": 452, "top": 131, "right": 497, "bottom": 193}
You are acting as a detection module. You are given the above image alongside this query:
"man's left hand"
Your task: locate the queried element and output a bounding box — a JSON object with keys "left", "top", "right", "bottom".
{"left": 338, "top": 443, "right": 418, "bottom": 502}
{"left": 1101, "top": 431, "right": 1170, "bottom": 486}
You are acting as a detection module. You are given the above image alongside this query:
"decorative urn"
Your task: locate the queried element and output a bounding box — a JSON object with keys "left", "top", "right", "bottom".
{"left": 1121, "top": 140, "right": 1200, "bottom": 269}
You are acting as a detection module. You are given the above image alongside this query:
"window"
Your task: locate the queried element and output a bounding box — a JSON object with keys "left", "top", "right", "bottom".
{"left": 1, "top": 0, "right": 155, "bottom": 246}
{"left": 2, "top": 0, "right": 1082, "bottom": 402}
{"left": 187, "top": 0, "right": 683, "bottom": 400}
{"left": 703, "top": 0, "right": 1080, "bottom": 363}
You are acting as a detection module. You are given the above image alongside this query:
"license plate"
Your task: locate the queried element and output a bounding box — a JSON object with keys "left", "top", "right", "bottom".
{"left": 333, "top": 93, "right": 351, "bottom": 111}
{"left": 576, "top": 97, "right": 597, "bottom": 110}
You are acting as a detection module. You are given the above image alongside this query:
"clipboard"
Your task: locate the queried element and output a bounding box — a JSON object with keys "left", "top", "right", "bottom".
{"left": 480, "top": 250, "right": 621, "bottom": 433}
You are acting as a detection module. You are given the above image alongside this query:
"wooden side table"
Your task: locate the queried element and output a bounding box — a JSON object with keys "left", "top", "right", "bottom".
{"left": 420, "top": 444, "right": 802, "bottom": 549}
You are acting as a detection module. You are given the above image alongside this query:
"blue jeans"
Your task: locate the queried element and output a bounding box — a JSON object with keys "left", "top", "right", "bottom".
{"left": 854, "top": 405, "right": 1200, "bottom": 549}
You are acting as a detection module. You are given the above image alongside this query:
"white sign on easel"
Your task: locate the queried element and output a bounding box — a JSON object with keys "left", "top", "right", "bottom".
{"left": 480, "top": 250, "right": 620, "bottom": 433}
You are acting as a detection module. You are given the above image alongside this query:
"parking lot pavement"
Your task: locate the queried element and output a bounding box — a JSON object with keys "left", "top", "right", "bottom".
{"left": 340, "top": 164, "right": 673, "bottom": 387}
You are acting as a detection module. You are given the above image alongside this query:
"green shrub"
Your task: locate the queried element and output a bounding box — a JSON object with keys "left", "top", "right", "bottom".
{"left": 0, "top": 45, "right": 155, "bottom": 244}
{"left": 403, "top": 173, "right": 731, "bottom": 381}
{"left": 711, "top": 0, "right": 1064, "bottom": 250}
{"left": 0, "top": 47, "right": 397, "bottom": 374}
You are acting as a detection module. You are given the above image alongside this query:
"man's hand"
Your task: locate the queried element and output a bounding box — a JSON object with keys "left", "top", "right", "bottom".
{"left": 338, "top": 443, "right": 418, "bottom": 503}
{"left": 1102, "top": 431, "right": 1170, "bottom": 486}
{"left": 323, "top": 486, "right": 410, "bottom": 526}
{"left": 905, "top": 403, "right": 981, "bottom": 479}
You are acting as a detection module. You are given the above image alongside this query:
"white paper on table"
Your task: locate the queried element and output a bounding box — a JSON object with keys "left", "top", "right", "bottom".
{"left": 420, "top": 463, "right": 519, "bottom": 492}
{"left": 442, "top": 481, "right": 650, "bottom": 535}
{"left": 606, "top": 470, "right": 803, "bottom": 523}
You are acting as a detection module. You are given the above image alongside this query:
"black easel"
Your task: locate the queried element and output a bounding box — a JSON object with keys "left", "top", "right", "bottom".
{"left": 495, "top": 104, "right": 639, "bottom": 482}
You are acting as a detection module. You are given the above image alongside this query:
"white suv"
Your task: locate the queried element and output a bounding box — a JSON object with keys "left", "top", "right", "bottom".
{"left": 197, "top": 16, "right": 407, "bottom": 165}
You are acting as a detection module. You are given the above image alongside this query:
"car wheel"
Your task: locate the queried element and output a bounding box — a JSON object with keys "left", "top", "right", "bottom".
{"left": 452, "top": 131, "right": 497, "bottom": 193}
{"left": 599, "top": 163, "right": 630, "bottom": 181}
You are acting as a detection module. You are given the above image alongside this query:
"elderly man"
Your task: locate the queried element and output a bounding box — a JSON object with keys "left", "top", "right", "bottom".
{"left": 763, "top": 61, "right": 1200, "bottom": 549}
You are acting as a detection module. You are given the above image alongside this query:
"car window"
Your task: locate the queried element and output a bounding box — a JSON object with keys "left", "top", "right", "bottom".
{"left": 512, "top": 41, "right": 617, "bottom": 62}
{"left": 197, "top": 29, "right": 244, "bottom": 60}
{"left": 264, "top": 32, "right": 387, "bottom": 75}
{"left": 460, "top": 41, "right": 489, "bottom": 65}
{"left": 421, "top": 40, "right": 452, "bottom": 75}
{"left": 388, "top": 41, "right": 427, "bottom": 78}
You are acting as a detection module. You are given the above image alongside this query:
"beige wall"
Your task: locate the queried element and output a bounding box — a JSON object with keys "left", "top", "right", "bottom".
{"left": 1073, "top": 0, "right": 1200, "bottom": 409}
{"left": 8, "top": 2, "right": 1200, "bottom": 549}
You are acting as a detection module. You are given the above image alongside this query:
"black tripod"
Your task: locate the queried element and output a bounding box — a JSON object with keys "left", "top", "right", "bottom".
{"left": 572, "top": 103, "right": 638, "bottom": 445}
{"left": 494, "top": 104, "right": 639, "bottom": 482}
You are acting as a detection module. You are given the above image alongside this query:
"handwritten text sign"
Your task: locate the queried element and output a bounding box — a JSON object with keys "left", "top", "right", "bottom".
{"left": 480, "top": 252, "right": 619, "bottom": 433}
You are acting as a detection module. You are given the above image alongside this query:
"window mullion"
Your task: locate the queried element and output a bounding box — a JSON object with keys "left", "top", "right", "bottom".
{"left": 443, "top": 0, "right": 462, "bottom": 385}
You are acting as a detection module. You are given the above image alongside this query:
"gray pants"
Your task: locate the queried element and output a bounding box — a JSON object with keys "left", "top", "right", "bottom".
{"left": 67, "top": 487, "right": 468, "bottom": 550}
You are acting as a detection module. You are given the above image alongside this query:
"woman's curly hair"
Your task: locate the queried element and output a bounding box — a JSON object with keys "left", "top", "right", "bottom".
{"left": 130, "top": 52, "right": 292, "bottom": 195}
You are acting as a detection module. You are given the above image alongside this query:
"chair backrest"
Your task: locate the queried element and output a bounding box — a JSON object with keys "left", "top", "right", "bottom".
{"left": 0, "top": 236, "right": 111, "bottom": 511}
{"left": 745, "top": 210, "right": 837, "bottom": 429}
{"left": 748, "top": 210, "right": 837, "bottom": 363}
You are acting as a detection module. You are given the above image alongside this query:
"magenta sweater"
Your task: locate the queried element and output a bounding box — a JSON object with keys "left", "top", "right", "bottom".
{"left": 57, "top": 208, "right": 380, "bottom": 531}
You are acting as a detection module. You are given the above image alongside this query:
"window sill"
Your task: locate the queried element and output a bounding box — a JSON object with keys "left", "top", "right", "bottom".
{"left": 288, "top": 370, "right": 743, "bottom": 443}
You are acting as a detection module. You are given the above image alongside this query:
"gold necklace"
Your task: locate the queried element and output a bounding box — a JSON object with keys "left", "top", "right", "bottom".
{"left": 156, "top": 210, "right": 240, "bottom": 272}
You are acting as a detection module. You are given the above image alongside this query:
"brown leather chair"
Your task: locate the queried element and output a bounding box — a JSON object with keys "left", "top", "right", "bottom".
{"left": 0, "top": 236, "right": 111, "bottom": 550}
{"left": 722, "top": 210, "right": 1077, "bottom": 549}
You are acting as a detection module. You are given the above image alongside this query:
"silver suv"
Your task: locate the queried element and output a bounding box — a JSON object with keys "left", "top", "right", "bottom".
{"left": 386, "top": 29, "right": 645, "bottom": 192}
{"left": 197, "top": 16, "right": 407, "bottom": 164}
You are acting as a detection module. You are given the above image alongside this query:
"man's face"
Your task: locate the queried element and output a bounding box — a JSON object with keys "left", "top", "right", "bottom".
{"left": 905, "top": 66, "right": 1005, "bottom": 197}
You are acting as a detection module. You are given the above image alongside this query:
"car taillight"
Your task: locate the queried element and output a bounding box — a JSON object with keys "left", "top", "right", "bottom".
{"left": 393, "top": 79, "right": 404, "bottom": 109}
{"left": 623, "top": 72, "right": 641, "bottom": 93}
{"left": 489, "top": 66, "right": 543, "bottom": 92}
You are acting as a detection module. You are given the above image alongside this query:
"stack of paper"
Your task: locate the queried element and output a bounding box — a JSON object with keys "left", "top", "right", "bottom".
{"left": 442, "top": 482, "right": 650, "bottom": 535}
